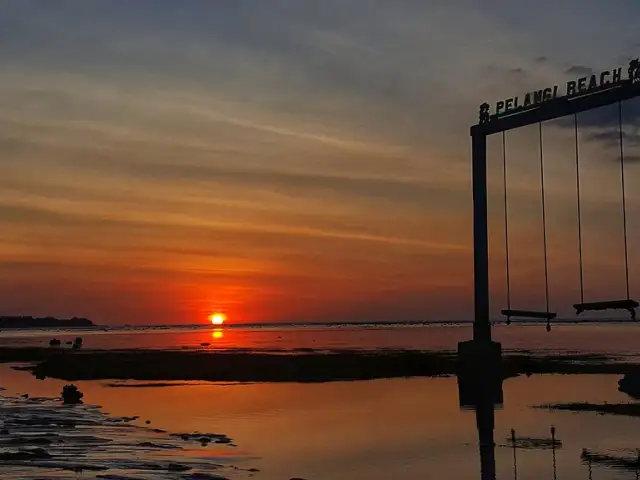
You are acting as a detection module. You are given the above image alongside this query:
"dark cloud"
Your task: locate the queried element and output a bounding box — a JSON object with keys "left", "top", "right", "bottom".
{"left": 535, "top": 56, "right": 548, "bottom": 64}
{"left": 586, "top": 129, "right": 640, "bottom": 149}
{"left": 555, "top": 99, "right": 640, "bottom": 143}
{"left": 565, "top": 65, "right": 595, "bottom": 76}
{"left": 611, "top": 154, "right": 640, "bottom": 163}
{"left": 505, "top": 68, "right": 528, "bottom": 83}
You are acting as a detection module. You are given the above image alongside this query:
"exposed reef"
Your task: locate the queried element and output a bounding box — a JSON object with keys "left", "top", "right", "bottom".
{"left": 0, "top": 346, "right": 634, "bottom": 383}
{"left": 536, "top": 402, "right": 640, "bottom": 417}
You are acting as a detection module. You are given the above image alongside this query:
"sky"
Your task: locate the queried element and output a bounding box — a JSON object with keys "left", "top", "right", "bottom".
{"left": 2, "top": 0, "right": 640, "bottom": 325}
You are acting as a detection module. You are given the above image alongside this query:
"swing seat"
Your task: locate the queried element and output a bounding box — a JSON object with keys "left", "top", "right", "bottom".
{"left": 501, "top": 309, "right": 557, "bottom": 320}
{"left": 573, "top": 299, "right": 639, "bottom": 314}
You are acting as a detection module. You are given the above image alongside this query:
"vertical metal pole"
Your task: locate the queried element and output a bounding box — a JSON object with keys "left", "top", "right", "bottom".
{"left": 472, "top": 132, "right": 491, "bottom": 343}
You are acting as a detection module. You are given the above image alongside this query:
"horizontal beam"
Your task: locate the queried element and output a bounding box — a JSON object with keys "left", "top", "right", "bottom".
{"left": 501, "top": 309, "right": 556, "bottom": 320}
{"left": 471, "top": 80, "right": 640, "bottom": 136}
{"left": 574, "top": 299, "right": 638, "bottom": 311}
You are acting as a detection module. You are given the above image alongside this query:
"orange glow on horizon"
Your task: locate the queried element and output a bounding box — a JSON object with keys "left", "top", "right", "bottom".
{"left": 209, "top": 313, "right": 227, "bottom": 325}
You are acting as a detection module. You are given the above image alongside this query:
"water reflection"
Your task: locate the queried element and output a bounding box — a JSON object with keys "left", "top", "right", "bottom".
{"left": 1, "top": 361, "right": 637, "bottom": 479}
{"left": 7, "top": 323, "right": 640, "bottom": 355}
{"left": 466, "top": 385, "right": 499, "bottom": 480}
{"left": 460, "top": 371, "right": 629, "bottom": 480}
{"left": 459, "top": 373, "right": 564, "bottom": 480}
{"left": 507, "top": 426, "right": 561, "bottom": 480}
{"left": 212, "top": 328, "right": 224, "bottom": 340}
{"left": 472, "top": 400, "right": 580, "bottom": 480}
{"left": 581, "top": 448, "right": 640, "bottom": 479}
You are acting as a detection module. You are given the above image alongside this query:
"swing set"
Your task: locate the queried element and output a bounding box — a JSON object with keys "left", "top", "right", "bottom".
{"left": 500, "top": 101, "right": 638, "bottom": 330}
{"left": 468, "top": 57, "right": 640, "bottom": 346}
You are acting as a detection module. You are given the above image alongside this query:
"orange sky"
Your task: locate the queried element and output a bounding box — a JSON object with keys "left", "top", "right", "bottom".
{"left": 2, "top": 2, "right": 640, "bottom": 324}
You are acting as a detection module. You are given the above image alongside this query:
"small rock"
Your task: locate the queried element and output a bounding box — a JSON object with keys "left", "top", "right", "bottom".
{"left": 61, "top": 384, "right": 84, "bottom": 405}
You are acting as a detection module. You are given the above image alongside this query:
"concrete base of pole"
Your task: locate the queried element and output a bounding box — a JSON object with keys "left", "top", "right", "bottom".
{"left": 457, "top": 339, "right": 503, "bottom": 408}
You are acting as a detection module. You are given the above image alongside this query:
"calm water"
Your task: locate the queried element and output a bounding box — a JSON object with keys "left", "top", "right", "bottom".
{"left": 2, "top": 365, "right": 639, "bottom": 479}
{"left": 3, "top": 323, "right": 640, "bottom": 479}
{"left": 2, "top": 322, "right": 640, "bottom": 357}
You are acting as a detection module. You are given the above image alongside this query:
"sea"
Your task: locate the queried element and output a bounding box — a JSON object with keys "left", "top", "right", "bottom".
{"left": 2, "top": 321, "right": 640, "bottom": 479}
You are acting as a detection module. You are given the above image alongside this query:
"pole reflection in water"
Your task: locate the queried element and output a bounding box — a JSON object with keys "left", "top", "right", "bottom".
{"left": 475, "top": 396, "right": 497, "bottom": 480}
{"left": 460, "top": 371, "right": 602, "bottom": 480}
{"left": 458, "top": 368, "right": 502, "bottom": 480}
{"left": 510, "top": 429, "right": 518, "bottom": 480}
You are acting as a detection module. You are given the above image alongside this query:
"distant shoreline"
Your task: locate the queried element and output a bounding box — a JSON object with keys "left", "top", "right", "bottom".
{"left": 0, "top": 316, "right": 95, "bottom": 329}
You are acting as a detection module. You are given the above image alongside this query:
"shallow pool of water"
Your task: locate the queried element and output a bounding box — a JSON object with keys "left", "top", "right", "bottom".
{"left": 2, "top": 365, "right": 639, "bottom": 479}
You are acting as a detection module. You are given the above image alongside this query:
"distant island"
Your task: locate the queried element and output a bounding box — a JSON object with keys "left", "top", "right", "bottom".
{"left": 0, "top": 316, "right": 95, "bottom": 329}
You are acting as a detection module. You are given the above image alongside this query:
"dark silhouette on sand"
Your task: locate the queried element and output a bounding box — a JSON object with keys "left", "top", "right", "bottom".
{"left": 617, "top": 373, "right": 640, "bottom": 399}
{"left": 61, "top": 384, "right": 84, "bottom": 405}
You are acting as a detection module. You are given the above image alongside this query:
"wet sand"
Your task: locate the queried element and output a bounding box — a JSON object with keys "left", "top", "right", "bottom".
{"left": 0, "top": 391, "right": 251, "bottom": 479}
{"left": 1, "top": 347, "right": 638, "bottom": 382}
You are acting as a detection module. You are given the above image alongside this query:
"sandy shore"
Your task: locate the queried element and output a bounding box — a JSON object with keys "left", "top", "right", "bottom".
{"left": 1, "top": 347, "right": 638, "bottom": 382}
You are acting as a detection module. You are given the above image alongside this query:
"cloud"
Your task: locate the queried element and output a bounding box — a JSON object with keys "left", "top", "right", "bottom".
{"left": 554, "top": 99, "right": 640, "bottom": 148}
{"left": 3, "top": 0, "right": 640, "bottom": 322}
{"left": 611, "top": 154, "right": 640, "bottom": 163}
{"left": 565, "top": 65, "right": 595, "bottom": 76}
{"left": 587, "top": 129, "right": 640, "bottom": 149}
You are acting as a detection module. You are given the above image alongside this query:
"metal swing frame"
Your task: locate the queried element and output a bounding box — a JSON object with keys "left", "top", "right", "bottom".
{"left": 470, "top": 62, "right": 640, "bottom": 344}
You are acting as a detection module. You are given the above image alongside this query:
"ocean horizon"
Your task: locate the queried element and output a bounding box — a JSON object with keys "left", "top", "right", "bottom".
{"left": 40, "top": 317, "right": 640, "bottom": 330}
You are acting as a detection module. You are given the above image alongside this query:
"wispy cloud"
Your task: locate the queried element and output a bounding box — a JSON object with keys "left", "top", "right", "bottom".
{"left": 1, "top": 1, "right": 640, "bottom": 323}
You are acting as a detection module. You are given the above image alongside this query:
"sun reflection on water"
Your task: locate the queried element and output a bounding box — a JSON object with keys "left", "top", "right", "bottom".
{"left": 212, "top": 328, "right": 224, "bottom": 340}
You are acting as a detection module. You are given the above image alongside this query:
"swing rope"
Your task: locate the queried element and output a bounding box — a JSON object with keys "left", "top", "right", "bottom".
{"left": 502, "top": 128, "right": 555, "bottom": 327}
{"left": 503, "top": 131, "right": 512, "bottom": 324}
{"left": 539, "top": 122, "right": 552, "bottom": 331}
{"left": 510, "top": 428, "right": 518, "bottom": 480}
{"left": 574, "top": 114, "right": 585, "bottom": 304}
{"left": 618, "top": 101, "right": 631, "bottom": 301}
{"left": 551, "top": 426, "right": 557, "bottom": 480}
{"left": 573, "top": 106, "right": 636, "bottom": 320}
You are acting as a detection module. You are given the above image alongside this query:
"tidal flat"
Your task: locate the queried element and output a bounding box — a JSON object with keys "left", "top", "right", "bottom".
{"left": 0, "top": 391, "right": 252, "bottom": 479}
{"left": 1, "top": 347, "right": 636, "bottom": 383}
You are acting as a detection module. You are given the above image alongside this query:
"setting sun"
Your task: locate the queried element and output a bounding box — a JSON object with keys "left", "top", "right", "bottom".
{"left": 209, "top": 313, "right": 227, "bottom": 325}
